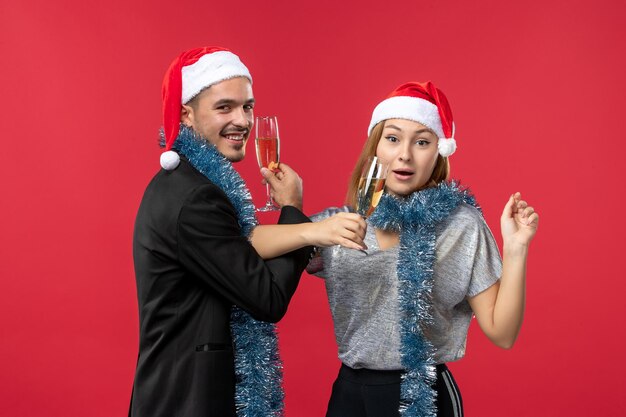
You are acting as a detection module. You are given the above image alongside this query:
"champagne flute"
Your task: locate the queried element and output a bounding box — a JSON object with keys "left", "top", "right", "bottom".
{"left": 356, "top": 156, "right": 388, "bottom": 217}
{"left": 255, "top": 116, "right": 280, "bottom": 212}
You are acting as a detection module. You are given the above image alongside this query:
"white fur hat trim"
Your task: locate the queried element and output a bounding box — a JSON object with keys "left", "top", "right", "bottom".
{"left": 368, "top": 96, "right": 444, "bottom": 138}
{"left": 181, "top": 51, "right": 252, "bottom": 104}
{"left": 160, "top": 150, "right": 181, "bottom": 170}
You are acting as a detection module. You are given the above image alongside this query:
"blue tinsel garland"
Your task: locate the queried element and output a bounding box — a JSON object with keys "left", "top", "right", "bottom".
{"left": 173, "top": 126, "right": 284, "bottom": 417}
{"left": 369, "top": 181, "right": 478, "bottom": 417}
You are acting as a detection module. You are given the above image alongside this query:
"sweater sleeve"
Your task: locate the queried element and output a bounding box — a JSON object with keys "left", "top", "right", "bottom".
{"left": 435, "top": 203, "right": 502, "bottom": 302}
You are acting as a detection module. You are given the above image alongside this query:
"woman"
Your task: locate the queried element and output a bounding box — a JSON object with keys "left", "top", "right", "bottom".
{"left": 307, "top": 81, "right": 539, "bottom": 417}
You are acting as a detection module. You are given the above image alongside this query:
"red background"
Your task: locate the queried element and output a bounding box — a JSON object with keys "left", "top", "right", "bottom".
{"left": 1, "top": 0, "right": 625, "bottom": 415}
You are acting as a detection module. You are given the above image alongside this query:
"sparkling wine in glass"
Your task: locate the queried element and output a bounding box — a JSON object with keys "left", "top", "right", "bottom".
{"left": 356, "top": 156, "right": 388, "bottom": 217}
{"left": 255, "top": 116, "right": 280, "bottom": 212}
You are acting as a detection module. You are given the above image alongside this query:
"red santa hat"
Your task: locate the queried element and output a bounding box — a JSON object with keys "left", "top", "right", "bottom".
{"left": 160, "top": 46, "right": 252, "bottom": 170}
{"left": 368, "top": 81, "right": 457, "bottom": 157}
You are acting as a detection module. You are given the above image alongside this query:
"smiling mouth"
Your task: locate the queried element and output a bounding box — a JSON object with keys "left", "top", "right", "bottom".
{"left": 222, "top": 131, "right": 248, "bottom": 142}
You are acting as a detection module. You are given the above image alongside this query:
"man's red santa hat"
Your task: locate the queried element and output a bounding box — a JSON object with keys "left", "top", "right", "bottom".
{"left": 368, "top": 81, "right": 457, "bottom": 157}
{"left": 160, "top": 46, "right": 252, "bottom": 170}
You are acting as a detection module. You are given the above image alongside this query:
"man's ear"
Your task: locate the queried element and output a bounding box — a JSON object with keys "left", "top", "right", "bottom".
{"left": 180, "top": 104, "right": 193, "bottom": 127}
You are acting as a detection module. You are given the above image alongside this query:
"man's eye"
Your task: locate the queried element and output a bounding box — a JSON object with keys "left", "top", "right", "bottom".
{"left": 244, "top": 104, "right": 254, "bottom": 111}
{"left": 217, "top": 106, "right": 231, "bottom": 111}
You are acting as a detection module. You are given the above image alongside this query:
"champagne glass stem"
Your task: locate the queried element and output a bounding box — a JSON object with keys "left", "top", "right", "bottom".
{"left": 258, "top": 180, "right": 276, "bottom": 212}
{"left": 266, "top": 183, "right": 274, "bottom": 208}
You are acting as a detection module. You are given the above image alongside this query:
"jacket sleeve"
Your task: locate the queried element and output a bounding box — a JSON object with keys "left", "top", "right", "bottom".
{"left": 177, "top": 183, "right": 312, "bottom": 322}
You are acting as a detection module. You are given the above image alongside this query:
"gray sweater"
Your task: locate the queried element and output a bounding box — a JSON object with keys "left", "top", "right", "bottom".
{"left": 308, "top": 203, "right": 501, "bottom": 369}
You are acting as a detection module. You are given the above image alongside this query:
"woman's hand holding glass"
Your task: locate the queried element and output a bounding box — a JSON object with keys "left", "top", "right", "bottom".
{"left": 306, "top": 212, "right": 368, "bottom": 251}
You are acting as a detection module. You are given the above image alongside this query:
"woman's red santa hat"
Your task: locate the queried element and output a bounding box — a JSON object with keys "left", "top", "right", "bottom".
{"left": 368, "top": 81, "right": 457, "bottom": 157}
{"left": 160, "top": 46, "right": 252, "bottom": 170}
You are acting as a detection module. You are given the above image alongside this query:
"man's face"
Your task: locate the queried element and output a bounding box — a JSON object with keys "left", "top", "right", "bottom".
{"left": 181, "top": 77, "right": 255, "bottom": 162}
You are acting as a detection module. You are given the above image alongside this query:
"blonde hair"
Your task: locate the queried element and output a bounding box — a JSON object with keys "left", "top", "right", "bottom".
{"left": 345, "top": 121, "right": 450, "bottom": 207}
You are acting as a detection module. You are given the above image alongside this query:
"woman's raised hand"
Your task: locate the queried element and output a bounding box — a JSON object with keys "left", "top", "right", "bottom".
{"left": 501, "top": 192, "right": 539, "bottom": 248}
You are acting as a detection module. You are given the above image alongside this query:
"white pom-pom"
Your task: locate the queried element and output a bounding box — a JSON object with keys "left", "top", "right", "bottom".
{"left": 160, "top": 150, "right": 180, "bottom": 170}
{"left": 438, "top": 137, "right": 457, "bottom": 157}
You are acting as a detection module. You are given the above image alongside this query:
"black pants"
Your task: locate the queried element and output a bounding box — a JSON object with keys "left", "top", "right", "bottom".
{"left": 326, "top": 363, "right": 463, "bottom": 417}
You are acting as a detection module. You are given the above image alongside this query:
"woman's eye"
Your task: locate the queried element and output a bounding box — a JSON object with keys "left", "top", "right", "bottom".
{"left": 416, "top": 139, "right": 430, "bottom": 146}
{"left": 385, "top": 135, "right": 398, "bottom": 142}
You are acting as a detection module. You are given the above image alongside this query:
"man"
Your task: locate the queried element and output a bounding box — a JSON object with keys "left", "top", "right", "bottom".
{"left": 129, "top": 47, "right": 314, "bottom": 417}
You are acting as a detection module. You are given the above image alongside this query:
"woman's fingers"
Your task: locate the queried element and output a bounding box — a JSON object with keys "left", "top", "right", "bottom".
{"left": 339, "top": 237, "right": 364, "bottom": 250}
{"left": 333, "top": 221, "right": 365, "bottom": 248}
{"left": 342, "top": 229, "right": 366, "bottom": 249}
{"left": 525, "top": 211, "right": 539, "bottom": 227}
{"left": 326, "top": 213, "right": 367, "bottom": 249}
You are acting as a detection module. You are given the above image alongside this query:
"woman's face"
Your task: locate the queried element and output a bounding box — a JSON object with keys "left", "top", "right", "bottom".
{"left": 375, "top": 119, "right": 439, "bottom": 197}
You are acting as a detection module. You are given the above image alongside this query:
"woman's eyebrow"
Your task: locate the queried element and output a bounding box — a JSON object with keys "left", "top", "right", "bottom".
{"left": 385, "top": 124, "right": 433, "bottom": 136}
